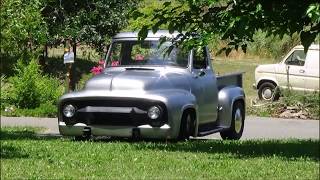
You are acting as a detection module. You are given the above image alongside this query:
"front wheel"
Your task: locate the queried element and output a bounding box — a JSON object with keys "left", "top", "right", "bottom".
{"left": 178, "top": 112, "right": 195, "bottom": 140}
{"left": 220, "top": 101, "right": 245, "bottom": 140}
{"left": 258, "top": 82, "right": 279, "bottom": 101}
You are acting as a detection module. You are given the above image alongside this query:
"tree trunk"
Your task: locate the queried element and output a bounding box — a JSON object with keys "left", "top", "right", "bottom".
{"left": 70, "top": 38, "right": 77, "bottom": 91}
{"left": 72, "top": 39, "right": 77, "bottom": 60}
{"left": 44, "top": 44, "right": 48, "bottom": 59}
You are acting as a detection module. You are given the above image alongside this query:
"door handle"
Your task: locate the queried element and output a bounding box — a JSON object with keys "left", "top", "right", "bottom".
{"left": 299, "top": 69, "right": 305, "bottom": 73}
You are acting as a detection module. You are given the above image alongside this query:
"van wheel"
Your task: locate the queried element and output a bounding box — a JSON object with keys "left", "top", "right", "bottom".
{"left": 178, "top": 112, "right": 195, "bottom": 140}
{"left": 258, "top": 82, "right": 279, "bottom": 101}
{"left": 220, "top": 101, "right": 245, "bottom": 140}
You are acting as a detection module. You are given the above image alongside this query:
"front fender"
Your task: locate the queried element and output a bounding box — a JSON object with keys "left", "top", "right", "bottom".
{"left": 218, "top": 86, "right": 245, "bottom": 128}
{"left": 153, "top": 90, "right": 197, "bottom": 139}
{"left": 256, "top": 76, "right": 279, "bottom": 89}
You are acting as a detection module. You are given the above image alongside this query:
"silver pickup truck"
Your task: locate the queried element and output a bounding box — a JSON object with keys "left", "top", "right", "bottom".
{"left": 58, "top": 31, "right": 245, "bottom": 140}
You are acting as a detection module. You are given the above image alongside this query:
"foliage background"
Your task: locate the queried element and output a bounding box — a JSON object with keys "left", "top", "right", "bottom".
{"left": 0, "top": 0, "right": 319, "bottom": 118}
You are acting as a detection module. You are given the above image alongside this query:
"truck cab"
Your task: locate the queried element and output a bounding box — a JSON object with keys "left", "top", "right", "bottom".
{"left": 254, "top": 44, "right": 320, "bottom": 101}
{"left": 58, "top": 31, "right": 246, "bottom": 140}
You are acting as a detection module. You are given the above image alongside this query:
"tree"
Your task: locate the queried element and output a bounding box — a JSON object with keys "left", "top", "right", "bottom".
{"left": 135, "top": 0, "right": 320, "bottom": 54}
{"left": 41, "top": 0, "right": 138, "bottom": 90}
{"left": 42, "top": 0, "right": 138, "bottom": 54}
{"left": 0, "top": 0, "right": 48, "bottom": 59}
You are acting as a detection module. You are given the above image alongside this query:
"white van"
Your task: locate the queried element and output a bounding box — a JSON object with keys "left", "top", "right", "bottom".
{"left": 253, "top": 44, "right": 319, "bottom": 100}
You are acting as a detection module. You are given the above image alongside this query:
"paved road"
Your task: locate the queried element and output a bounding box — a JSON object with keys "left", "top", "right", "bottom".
{"left": 1, "top": 116, "right": 319, "bottom": 140}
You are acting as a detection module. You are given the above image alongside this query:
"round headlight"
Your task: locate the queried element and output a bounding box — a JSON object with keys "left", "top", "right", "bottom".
{"left": 63, "top": 104, "right": 76, "bottom": 118}
{"left": 148, "top": 106, "right": 161, "bottom": 120}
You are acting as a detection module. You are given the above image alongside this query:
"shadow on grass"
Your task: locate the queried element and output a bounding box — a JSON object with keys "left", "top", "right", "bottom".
{"left": 1, "top": 128, "right": 319, "bottom": 161}
{"left": 1, "top": 144, "right": 29, "bottom": 159}
{"left": 95, "top": 137, "right": 320, "bottom": 161}
{"left": 0, "top": 128, "right": 61, "bottom": 159}
{"left": 140, "top": 139, "right": 319, "bottom": 161}
{"left": 0, "top": 128, "right": 60, "bottom": 141}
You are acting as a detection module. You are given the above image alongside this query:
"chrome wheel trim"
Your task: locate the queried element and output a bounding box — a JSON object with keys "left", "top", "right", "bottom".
{"left": 262, "top": 88, "right": 273, "bottom": 100}
{"left": 234, "top": 108, "right": 242, "bottom": 133}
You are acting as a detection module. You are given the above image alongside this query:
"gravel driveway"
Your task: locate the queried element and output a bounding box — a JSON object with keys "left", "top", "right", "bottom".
{"left": 1, "top": 116, "right": 318, "bottom": 140}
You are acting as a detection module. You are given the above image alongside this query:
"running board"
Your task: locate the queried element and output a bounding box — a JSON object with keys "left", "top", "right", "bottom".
{"left": 197, "top": 127, "right": 226, "bottom": 137}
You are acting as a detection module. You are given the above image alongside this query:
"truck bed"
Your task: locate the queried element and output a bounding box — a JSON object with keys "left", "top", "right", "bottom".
{"left": 216, "top": 72, "right": 244, "bottom": 90}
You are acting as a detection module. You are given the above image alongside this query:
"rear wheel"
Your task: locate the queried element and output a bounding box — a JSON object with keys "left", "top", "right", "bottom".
{"left": 178, "top": 111, "right": 195, "bottom": 140}
{"left": 220, "top": 101, "right": 245, "bottom": 140}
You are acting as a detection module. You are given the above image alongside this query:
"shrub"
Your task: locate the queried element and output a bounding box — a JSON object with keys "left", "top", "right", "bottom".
{"left": 76, "top": 73, "right": 93, "bottom": 91}
{"left": 9, "top": 60, "right": 41, "bottom": 108}
{"left": 281, "top": 89, "right": 319, "bottom": 119}
{"left": 37, "top": 76, "right": 64, "bottom": 105}
{"left": 5, "top": 59, "right": 64, "bottom": 109}
{"left": 248, "top": 89, "right": 320, "bottom": 119}
{"left": 1, "top": 102, "right": 58, "bottom": 118}
{"left": 1, "top": 75, "right": 12, "bottom": 110}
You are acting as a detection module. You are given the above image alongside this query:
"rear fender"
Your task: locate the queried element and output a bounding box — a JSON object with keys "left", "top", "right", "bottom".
{"left": 218, "top": 86, "right": 245, "bottom": 128}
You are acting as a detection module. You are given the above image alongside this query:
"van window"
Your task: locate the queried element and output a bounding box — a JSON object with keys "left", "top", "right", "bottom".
{"left": 193, "top": 48, "right": 207, "bottom": 69}
{"left": 285, "top": 50, "right": 306, "bottom": 66}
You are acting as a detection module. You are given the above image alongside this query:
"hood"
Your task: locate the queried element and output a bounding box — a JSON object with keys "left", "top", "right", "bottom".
{"left": 84, "top": 67, "right": 190, "bottom": 92}
{"left": 255, "top": 64, "right": 277, "bottom": 74}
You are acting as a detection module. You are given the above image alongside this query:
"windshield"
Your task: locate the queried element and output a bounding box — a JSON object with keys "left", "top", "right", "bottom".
{"left": 106, "top": 40, "right": 189, "bottom": 68}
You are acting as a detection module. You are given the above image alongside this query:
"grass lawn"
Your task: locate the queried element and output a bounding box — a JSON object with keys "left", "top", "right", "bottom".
{"left": 1, "top": 127, "right": 319, "bottom": 179}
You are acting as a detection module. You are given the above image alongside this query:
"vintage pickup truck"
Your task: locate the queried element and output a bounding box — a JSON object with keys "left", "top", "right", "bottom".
{"left": 58, "top": 31, "right": 245, "bottom": 140}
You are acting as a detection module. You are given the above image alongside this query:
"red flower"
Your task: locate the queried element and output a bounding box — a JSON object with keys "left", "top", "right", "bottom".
{"left": 111, "top": 61, "right": 119, "bottom": 66}
{"left": 90, "top": 66, "right": 103, "bottom": 75}
{"left": 99, "top": 59, "right": 105, "bottom": 65}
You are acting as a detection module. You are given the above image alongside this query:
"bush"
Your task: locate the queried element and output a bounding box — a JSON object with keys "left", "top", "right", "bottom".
{"left": 208, "top": 30, "right": 301, "bottom": 59}
{"left": 1, "top": 102, "right": 58, "bottom": 118}
{"left": 1, "top": 75, "right": 12, "bottom": 110}
{"left": 281, "top": 89, "right": 319, "bottom": 119}
{"left": 76, "top": 73, "right": 93, "bottom": 91}
{"left": 37, "top": 76, "right": 64, "bottom": 105}
{"left": 248, "top": 31, "right": 300, "bottom": 59}
{"left": 248, "top": 90, "right": 320, "bottom": 119}
{"left": 4, "top": 59, "right": 64, "bottom": 109}
{"left": 8, "top": 60, "right": 41, "bottom": 108}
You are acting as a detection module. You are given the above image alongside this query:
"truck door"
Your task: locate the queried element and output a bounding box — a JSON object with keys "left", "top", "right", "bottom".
{"left": 191, "top": 47, "right": 218, "bottom": 124}
{"left": 283, "top": 49, "right": 307, "bottom": 91}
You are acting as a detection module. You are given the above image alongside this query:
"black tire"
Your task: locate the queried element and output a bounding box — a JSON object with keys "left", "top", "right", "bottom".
{"left": 74, "top": 135, "right": 90, "bottom": 141}
{"left": 220, "top": 101, "right": 245, "bottom": 140}
{"left": 178, "top": 112, "right": 195, "bottom": 140}
{"left": 258, "top": 82, "right": 280, "bottom": 101}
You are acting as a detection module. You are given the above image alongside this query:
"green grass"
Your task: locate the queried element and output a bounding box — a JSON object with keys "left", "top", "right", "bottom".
{"left": 1, "top": 127, "right": 319, "bottom": 179}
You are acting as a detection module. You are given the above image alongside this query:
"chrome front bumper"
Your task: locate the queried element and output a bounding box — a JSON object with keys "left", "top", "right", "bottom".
{"left": 58, "top": 121, "right": 173, "bottom": 139}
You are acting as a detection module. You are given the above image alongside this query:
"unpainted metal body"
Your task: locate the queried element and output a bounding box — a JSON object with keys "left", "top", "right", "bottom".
{"left": 58, "top": 31, "right": 245, "bottom": 139}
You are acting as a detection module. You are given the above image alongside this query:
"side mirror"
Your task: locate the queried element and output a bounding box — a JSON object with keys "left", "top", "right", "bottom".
{"left": 198, "top": 69, "right": 206, "bottom": 77}
{"left": 192, "top": 69, "right": 206, "bottom": 78}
